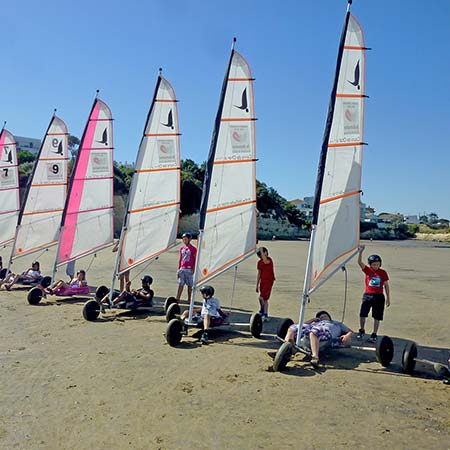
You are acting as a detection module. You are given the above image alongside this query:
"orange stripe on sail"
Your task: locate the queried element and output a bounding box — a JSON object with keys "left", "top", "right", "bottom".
{"left": 13, "top": 240, "right": 58, "bottom": 257}
{"left": 47, "top": 132, "right": 69, "bottom": 136}
{"left": 31, "top": 183, "right": 66, "bottom": 187}
{"left": 155, "top": 99, "right": 177, "bottom": 102}
{"left": 336, "top": 94, "right": 365, "bottom": 98}
{"left": 228, "top": 78, "right": 254, "bottom": 81}
{"left": 23, "top": 208, "right": 64, "bottom": 216}
{"left": 129, "top": 201, "right": 180, "bottom": 214}
{"left": 214, "top": 158, "right": 256, "bottom": 165}
{"left": 220, "top": 118, "right": 256, "bottom": 122}
{"left": 320, "top": 190, "right": 360, "bottom": 205}
{"left": 39, "top": 157, "right": 69, "bottom": 161}
{"left": 344, "top": 45, "right": 366, "bottom": 50}
{"left": 328, "top": 142, "right": 363, "bottom": 148}
{"left": 144, "top": 133, "right": 180, "bottom": 137}
{"left": 135, "top": 167, "right": 180, "bottom": 173}
{"left": 207, "top": 199, "right": 256, "bottom": 214}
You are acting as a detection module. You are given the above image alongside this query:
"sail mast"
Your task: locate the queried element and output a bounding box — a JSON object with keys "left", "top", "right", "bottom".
{"left": 296, "top": 1, "right": 354, "bottom": 345}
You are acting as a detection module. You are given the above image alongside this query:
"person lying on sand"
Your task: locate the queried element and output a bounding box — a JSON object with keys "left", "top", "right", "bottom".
{"left": 1, "top": 261, "right": 42, "bottom": 290}
{"left": 284, "top": 310, "right": 353, "bottom": 367}
{"left": 46, "top": 270, "right": 88, "bottom": 294}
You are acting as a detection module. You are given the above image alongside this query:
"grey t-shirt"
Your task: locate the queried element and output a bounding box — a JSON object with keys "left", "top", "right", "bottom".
{"left": 316, "top": 320, "right": 350, "bottom": 339}
{"left": 201, "top": 297, "right": 221, "bottom": 318}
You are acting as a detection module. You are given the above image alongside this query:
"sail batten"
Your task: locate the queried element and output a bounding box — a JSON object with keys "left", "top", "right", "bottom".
{"left": 0, "top": 129, "right": 20, "bottom": 247}
{"left": 114, "top": 76, "right": 181, "bottom": 276}
{"left": 55, "top": 99, "right": 114, "bottom": 268}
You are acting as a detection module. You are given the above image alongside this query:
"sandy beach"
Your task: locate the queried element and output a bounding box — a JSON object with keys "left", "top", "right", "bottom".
{"left": 0, "top": 239, "right": 449, "bottom": 450}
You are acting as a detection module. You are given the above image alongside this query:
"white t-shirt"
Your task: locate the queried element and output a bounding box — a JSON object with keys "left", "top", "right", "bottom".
{"left": 201, "top": 297, "right": 221, "bottom": 318}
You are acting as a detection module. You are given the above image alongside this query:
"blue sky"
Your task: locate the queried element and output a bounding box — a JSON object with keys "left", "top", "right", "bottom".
{"left": 2, "top": 0, "right": 450, "bottom": 219}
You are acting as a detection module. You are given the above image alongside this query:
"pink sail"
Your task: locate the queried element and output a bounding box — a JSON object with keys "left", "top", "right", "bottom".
{"left": 56, "top": 98, "right": 114, "bottom": 266}
{"left": 0, "top": 129, "right": 20, "bottom": 246}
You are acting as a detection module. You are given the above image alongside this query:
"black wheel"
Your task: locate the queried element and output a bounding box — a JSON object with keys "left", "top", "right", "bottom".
{"left": 249, "top": 312, "right": 263, "bottom": 338}
{"left": 83, "top": 300, "right": 101, "bottom": 321}
{"left": 164, "top": 296, "right": 177, "bottom": 313}
{"left": 95, "top": 285, "right": 110, "bottom": 301}
{"left": 166, "top": 319, "right": 183, "bottom": 347}
{"left": 376, "top": 335, "right": 394, "bottom": 367}
{"left": 0, "top": 268, "right": 8, "bottom": 280}
{"left": 273, "top": 342, "right": 293, "bottom": 372}
{"left": 277, "top": 318, "right": 294, "bottom": 340}
{"left": 166, "top": 302, "right": 181, "bottom": 322}
{"left": 27, "top": 287, "right": 43, "bottom": 305}
{"left": 401, "top": 341, "right": 417, "bottom": 374}
{"left": 40, "top": 276, "right": 52, "bottom": 288}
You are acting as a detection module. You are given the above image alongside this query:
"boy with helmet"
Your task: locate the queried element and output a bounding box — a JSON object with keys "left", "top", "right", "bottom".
{"left": 180, "top": 285, "right": 227, "bottom": 345}
{"left": 357, "top": 246, "right": 391, "bottom": 343}
{"left": 106, "top": 275, "right": 154, "bottom": 309}
{"left": 176, "top": 233, "right": 197, "bottom": 305}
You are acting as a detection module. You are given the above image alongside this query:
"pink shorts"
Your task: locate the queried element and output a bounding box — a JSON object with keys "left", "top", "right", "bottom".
{"left": 54, "top": 286, "right": 90, "bottom": 296}
{"left": 259, "top": 280, "right": 274, "bottom": 301}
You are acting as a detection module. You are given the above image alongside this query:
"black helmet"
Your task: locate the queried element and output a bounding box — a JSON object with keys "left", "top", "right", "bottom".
{"left": 182, "top": 232, "right": 191, "bottom": 239}
{"left": 316, "top": 310, "right": 332, "bottom": 321}
{"left": 199, "top": 285, "right": 214, "bottom": 297}
{"left": 141, "top": 275, "right": 153, "bottom": 285}
{"left": 368, "top": 254, "right": 382, "bottom": 266}
{"left": 32, "top": 260, "right": 40, "bottom": 268}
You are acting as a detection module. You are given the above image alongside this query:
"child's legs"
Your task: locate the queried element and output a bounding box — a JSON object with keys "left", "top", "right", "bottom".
{"left": 119, "top": 274, "right": 125, "bottom": 292}
{"left": 187, "top": 286, "right": 192, "bottom": 304}
{"left": 359, "top": 294, "right": 372, "bottom": 330}
{"left": 259, "top": 281, "right": 273, "bottom": 314}
{"left": 203, "top": 313, "right": 211, "bottom": 331}
{"left": 309, "top": 331, "right": 320, "bottom": 358}
{"left": 371, "top": 295, "right": 385, "bottom": 334}
{"left": 285, "top": 325, "right": 297, "bottom": 344}
{"left": 176, "top": 284, "right": 184, "bottom": 302}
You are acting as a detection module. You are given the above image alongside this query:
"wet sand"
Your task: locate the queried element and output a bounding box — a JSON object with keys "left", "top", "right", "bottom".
{"left": 0, "top": 240, "right": 449, "bottom": 450}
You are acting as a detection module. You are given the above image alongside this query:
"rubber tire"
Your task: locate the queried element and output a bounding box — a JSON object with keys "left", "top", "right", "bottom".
{"left": 273, "top": 342, "right": 293, "bottom": 372}
{"left": 401, "top": 341, "right": 417, "bottom": 374}
{"left": 277, "top": 318, "right": 294, "bottom": 340}
{"left": 0, "top": 268, "right": 8, "bottom": 280}
{"left": 249, "top": 312, "right": 263, "bottom": 338}
{"left": 83, "top": 300, "right": 100, "bottom": 321}
{"left": 164, "top": 296, "right": 177, "bottom": 313}
{"left": 27, "top": 287, "right": 43, "bottom": 305}
{"left": 166, "top": 302, "right": 181, "bottom": 322}
{"left": 95, "top": 285, "right": 110, "bottom": 301}
{"left": 38, "top": 276, "right": 51, "bottom": 289}
{"left": 376, "top": 335, "right": 394, "bottom": 367}
{"left": 166, "top": 319, "right": 183, "bottom": 347}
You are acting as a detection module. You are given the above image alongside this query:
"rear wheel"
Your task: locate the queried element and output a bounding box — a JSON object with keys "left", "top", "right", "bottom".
{"left": 273, "top": 342, "right": 293, "bottom": 372}
{"left": 83, "top": 300, "right": 100, "bottom": 321}
{"left": 376, "top": 335, "right": 394, "bottom": 367}
{"left": 0, "top": 268, "right": 7, "bottom": 280}
{"left": 166, "top": 319, "right": 183, "bottom": 347}
{"left": 277, "top": 318, "right": 294, "bottom": 340}
{"left": 164, "top": 296, "right": 177, "bottom": 313}
{"left": 27, "top": 287, "right": 43, "bottom": 305}
{"left": 95, "top": 285, "right": 110, "bottom": 301}
{"left": 249, "top": 312, "right": 263, "bottom": 338}
{"left": 401, "top": 341, "right": 417, "bottom": 374}
{"left": 166, "top": 302, "right": 181, "bottom": 322}
{"left": 40, "top": 276, "right": 52, "bottom": 288}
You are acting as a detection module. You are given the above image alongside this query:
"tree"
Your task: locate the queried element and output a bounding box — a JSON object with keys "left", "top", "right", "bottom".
{"left": 18, "top": 151, "right": 36, "bottom": 164}
{"left": 68, "top": 135, "right": 80, "bottom": 158}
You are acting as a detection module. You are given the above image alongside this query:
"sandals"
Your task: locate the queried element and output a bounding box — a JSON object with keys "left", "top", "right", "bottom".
{"left": 311, "top": 356, "right": 320, "bottom": 368}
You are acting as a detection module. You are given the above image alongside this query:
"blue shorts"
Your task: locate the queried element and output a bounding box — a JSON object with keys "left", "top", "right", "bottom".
{"left": 177, "top": 268, "right": 193, "bottom": 287}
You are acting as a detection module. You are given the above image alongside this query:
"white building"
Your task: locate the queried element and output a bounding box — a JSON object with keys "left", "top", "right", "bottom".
{"left": 15, "top": 136, "right": 41, "bottom": 155}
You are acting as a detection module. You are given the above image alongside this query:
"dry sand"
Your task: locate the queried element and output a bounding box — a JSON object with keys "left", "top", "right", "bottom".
{"left": 0, "top": 240, "right": 449, "bottom": 450}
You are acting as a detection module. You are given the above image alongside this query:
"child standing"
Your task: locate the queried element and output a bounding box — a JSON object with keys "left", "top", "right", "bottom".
{"left": 176, "top": 233, "right": 197, "bottom": 304}
{"left": 357, "top": 246, "right": 391, "bottom": 343}
{"left": 256, "top": 247, "right": 276, "bottom": 322}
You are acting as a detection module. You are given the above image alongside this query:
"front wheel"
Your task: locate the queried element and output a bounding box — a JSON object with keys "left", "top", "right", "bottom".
{"left": 166, "top": 319, "right": 183, "bottom": 347}
{"left": 27, "top": 287, "right": 43, "bottom": 305}
{"left": 249, "top": 312, "right": 263, "bottom": 338}
{"left": 83, "top": 300, "right": 101, "bottom": 321}
{"left": 95, "top": 285, "right": 110, "bottom": 301}
{"left": 166, "top": 302, "right": 181, "bottom": 322}
{"left": 376, "top": 335, "right": 394, "bottom": 367}
{"left": 277, "top": 318, "right": 294, "bottom": 340}
{"left": 164, "top": 296, "right": 177, "bottom": 313}
{"left": 273, "top": 342, "right": 293, "bottom": 372}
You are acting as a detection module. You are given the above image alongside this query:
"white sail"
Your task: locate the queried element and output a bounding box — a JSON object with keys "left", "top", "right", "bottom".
{"left": 0, "top": 129, "right": 20, "bottom": 246}
{"left": 11, "top": 115, "right": 68, "bottom": 259}
{"left": 116, "top": 76, "right": 180, "bottom": 275}
{"left": 308, "top": 14, "right": 366, "bottom": 293}
{"left": 195, "top": 50, "right": 257, "bottom": 286}
{"left": 56, "top": 98, "right": 114, "bottom": 267}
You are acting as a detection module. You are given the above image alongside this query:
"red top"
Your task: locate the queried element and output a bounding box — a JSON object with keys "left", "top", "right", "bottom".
{"left": 362, "top": 265, "right": 389, "bottom": 294}
{"left": 258, "top": 257, "right": 275, "bottom": 282}
{"left": 179, "top": 244, "right": 197, "bottom": 270}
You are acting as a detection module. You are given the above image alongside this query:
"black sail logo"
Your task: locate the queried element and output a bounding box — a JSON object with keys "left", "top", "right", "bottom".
{"left": 161, "top": 110, "right": 174, "bottom": 130}
{"left": 1, "top": 147, "right": 13, "bottom": 164}
{"left": 347, "top": 60, "right": 360, "bottom": 90}
{"left": 51, "top": 140, "right": 64, "bottom": 155}
{"left": 96, "top": 128, "right": 108, "bottom": 146}
{"left": 234, "top": 88, "right": 249, "bottom": 112}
